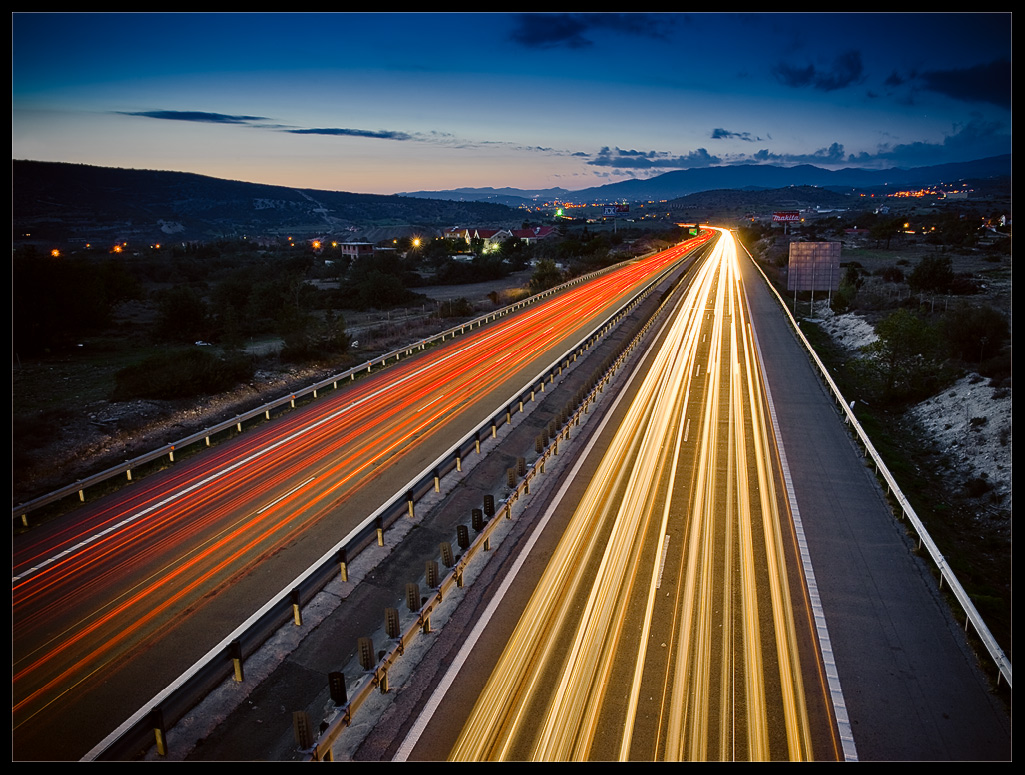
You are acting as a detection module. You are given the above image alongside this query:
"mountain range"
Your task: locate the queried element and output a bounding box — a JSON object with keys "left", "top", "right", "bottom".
{"left": 13, "top": 155, "right": 1010, "bottom": 247}
{"left": 399, "top": 154, "right": 1011, "bottom": 205}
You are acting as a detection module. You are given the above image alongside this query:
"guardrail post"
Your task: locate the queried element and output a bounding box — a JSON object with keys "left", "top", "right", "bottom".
{"left": 407, "top": 491, "right": 415, "bottom": 519}
{"left": 152, "top": 707, "right": 168, "bottom": 757}
{"left": 230, "top": 640, "right": 244, "bottom": 683}
{"left": 291, "top": 588, "right": 302, "bottom": 626}
{"left": 329, "top": 671, "right": 347, "bottom": 707}
{"left": 338, "top": 548, "right": 348, "bottom": 582}
{"left": 376, "top": 517, "right": 384, "bottom": 546}
{"left": 294, "top": 710, "right": 313, "bottom": 749}
{"left": 385, "top": 607, "right": 401, "bottom": 641}
{"left": 406, "top": 583, "right": 420, "bottom": 612}
{"left": 357, "top": 636, "right": 375, "bottom": 670}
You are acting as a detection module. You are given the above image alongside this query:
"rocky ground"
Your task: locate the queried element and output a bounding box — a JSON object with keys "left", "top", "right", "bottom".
{"left": 13, "top": 289, "right": 1012, "bottom": 664}
{"left": 818, "top": 303, "right": 1012, "bottom": 514}
{"left": 16, "top": 296, "right": 1011, "bottom": 530}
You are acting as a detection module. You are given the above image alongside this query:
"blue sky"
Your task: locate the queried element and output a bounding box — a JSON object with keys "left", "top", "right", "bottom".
{"left": 12, "top": 12, "right": 1012, "bottom": 195}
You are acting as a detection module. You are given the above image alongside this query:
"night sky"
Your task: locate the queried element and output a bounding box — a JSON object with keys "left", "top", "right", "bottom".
{"left": 12, "top": 12, "right": 1012, "bottom": 195}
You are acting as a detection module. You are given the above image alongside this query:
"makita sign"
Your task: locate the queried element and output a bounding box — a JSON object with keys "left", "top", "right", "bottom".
{"left": 773, "top": 211, "right": 801, "bottom": 222}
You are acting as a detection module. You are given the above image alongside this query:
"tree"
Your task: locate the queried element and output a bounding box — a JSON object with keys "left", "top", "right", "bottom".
{"left": 153, "top": 285, "right": 211, "bottom": 344}
{"left": 529, "top": 259, "right": 563, "bottom": 293}
{"left": 908, "top": 254, "right": 955, "bottom": 295}
{"left": 940, "top": 302, "right": 1009, "bottom": 364}
{"left": 869, "top": 216, "right": 904, "bottom": 249}
{"left": 860, "top": 308, "right": 943, "bottom": 401}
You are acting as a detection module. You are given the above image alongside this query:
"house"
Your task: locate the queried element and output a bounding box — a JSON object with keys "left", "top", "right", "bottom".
{"left": 471, "top": 228, "right": 513, "bottom": 246}
{"left": 442, "top": 227, "right": 470, "bottom": 242}
{"left": 443, "top": 225, "right": 555, "bottom": 246}
{"left": 512, "top": 226, "right": 557, "bottom": 244}
{"left": 337, "top": 242, "right": 375, "bottom": 260}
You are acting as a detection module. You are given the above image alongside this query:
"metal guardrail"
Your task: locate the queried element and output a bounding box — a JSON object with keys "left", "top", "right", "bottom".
{"left": 298, "top": 248, "right": 699, "bottom": 761}
{"left": 12, "top": 261, "right": 628, "bottom": 526}
{"left": 80, "top": 239, "right": 710, "bottom": 761}
{"left": 737, "top": 236, "right": 1012, "bottom": 691}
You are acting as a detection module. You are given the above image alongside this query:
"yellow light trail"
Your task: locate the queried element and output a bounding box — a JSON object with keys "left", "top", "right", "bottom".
{"left": 449, "top": 229, "right": 820, "bottom": 761}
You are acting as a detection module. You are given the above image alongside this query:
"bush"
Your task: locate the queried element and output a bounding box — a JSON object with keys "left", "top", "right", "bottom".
{"left": 111, "top": 349, "right": 254, "bottom": 401}
{"left": 965, "top": 476, "right": 993, "bottom": 498}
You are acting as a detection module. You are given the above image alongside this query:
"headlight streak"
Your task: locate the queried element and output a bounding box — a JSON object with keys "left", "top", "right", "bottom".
{"left": 12, "top": 234, "right": 715, "bottom": 738}
{"left": 450, "top": 230, "right": 819, "bottom": 761}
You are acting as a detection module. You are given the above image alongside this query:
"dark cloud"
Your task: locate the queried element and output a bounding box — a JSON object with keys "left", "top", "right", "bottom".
{"left": 748, "top": 142, "right": 848, "bottom": 166}
{"left": 588, "top": 146, "right": 720, "bottom": 170}
{"left": 918, "top": 59, "right": 1010, "bottom": 109}
{"left": 772, "top": 50, "right": 864, "bottom": 92}
{"left": 509, "top": 12, "right": 670, "bottom": 49}
{"left": 869, "top": 117, "right": 1011, "bottom": 166}
{"left": 119, "top": 110, "right": 267, "bottom": 124}
{"left": 711, "top": 128, "right": 761, "bottom": 142}
{"left": 884, "top": 70, "right": 906, "bottom": 88}
{"left": 119, "top": 109, "right": 417, "bottom": 142}
{"left": 287, "top": 127, "right": 413, "bottom": 141}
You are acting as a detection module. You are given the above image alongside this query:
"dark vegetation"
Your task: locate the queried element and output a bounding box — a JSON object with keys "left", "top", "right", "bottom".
{"left": 738, "top": 200, "right": 1012, "bottom": 668}
{"left": 12, "top": 222, "right": 690, "bottom": 403}
{"left": 11, "top": 182, "right": 1012, "bottom": 673}
{"left": 739, "top": 203, "right": 1011, "bottom": 409}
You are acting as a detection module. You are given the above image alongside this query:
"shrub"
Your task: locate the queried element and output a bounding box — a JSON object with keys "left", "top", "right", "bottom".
{"left": 111, "top": 349, "right": 254, "bottom": 401}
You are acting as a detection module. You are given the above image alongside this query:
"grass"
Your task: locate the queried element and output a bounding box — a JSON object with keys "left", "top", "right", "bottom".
{"left": 798, "top": 304, "right": 1012, "bottom": 671}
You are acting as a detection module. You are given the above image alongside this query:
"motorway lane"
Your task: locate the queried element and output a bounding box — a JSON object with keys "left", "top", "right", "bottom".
{"left": 734, "top": 240, "right": 1012, "bottom": 759}
{"left": 12, "top": 233, "right": 714, "bottom": 761}
{"left": 441, "top": 231, "right": 839, "bottom": 761}
{"left": 390, "top": 230, "right": 1009, "bottom": 762}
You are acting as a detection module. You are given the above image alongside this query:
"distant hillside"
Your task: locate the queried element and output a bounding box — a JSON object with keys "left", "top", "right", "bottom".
{"left": 666, "top": 185, "right": 854, "bottom": 213}
{"left": 396, "top": 185, "right": 573, "bottom": 208}
{"left": 406, "top": 155, "right": 1011, "bottom": 205}
{"left": 12, "top": 160, "right": 526, "bottom": 246}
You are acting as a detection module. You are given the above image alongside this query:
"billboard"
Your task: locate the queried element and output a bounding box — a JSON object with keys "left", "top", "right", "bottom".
{"left": 773, "top": 211, "right": 801, "bottom": 222}
{"left": 603, "top": 204, "right": 630, "bottom": 216}
{"left": 787, "top": 242, "right": 841, "bottom": 292}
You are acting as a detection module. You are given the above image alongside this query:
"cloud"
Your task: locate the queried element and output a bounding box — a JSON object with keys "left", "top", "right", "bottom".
{"left": 118, "top": 110, "right": 268, "bottom": 124}
{"left": 711, "top": 128, "right": 762, "bottom": 142}
{"left": 867, "top": 117, "right": 1011, "bottom": 167}
{"left": 287, "top": 127, "right": 413, "bottom": 141}
{"left": 772, "top": 50, "right": 864, "bottom": 92}
{"left": 588, "top": 146, "right": 721, "bottom": 170}
{"left": 509, "top": 12, "right": 671, "bottom": 49}
{"left": 747, "top": 142, "right": 848, "bottom": 166}
{"left": 917, "top": 59, "right": 1010, "bottom": 109}
{"left": 120, "top": 110, "right": 420, "bottom": 143}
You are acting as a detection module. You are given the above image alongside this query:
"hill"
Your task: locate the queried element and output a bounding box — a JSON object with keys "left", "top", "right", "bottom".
{"left": 399, "top": 155, "right": 1011, "bottom": 205}
{"left": 12, "top": 160, "right": 527, "bottom": 247}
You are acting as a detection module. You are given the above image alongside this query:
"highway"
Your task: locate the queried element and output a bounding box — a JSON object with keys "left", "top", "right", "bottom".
{"left": 11, "top": 232, "right": 713, "bottom": 761}
{"left": 442, "top": 229, "right": 839, "bottom": 761}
